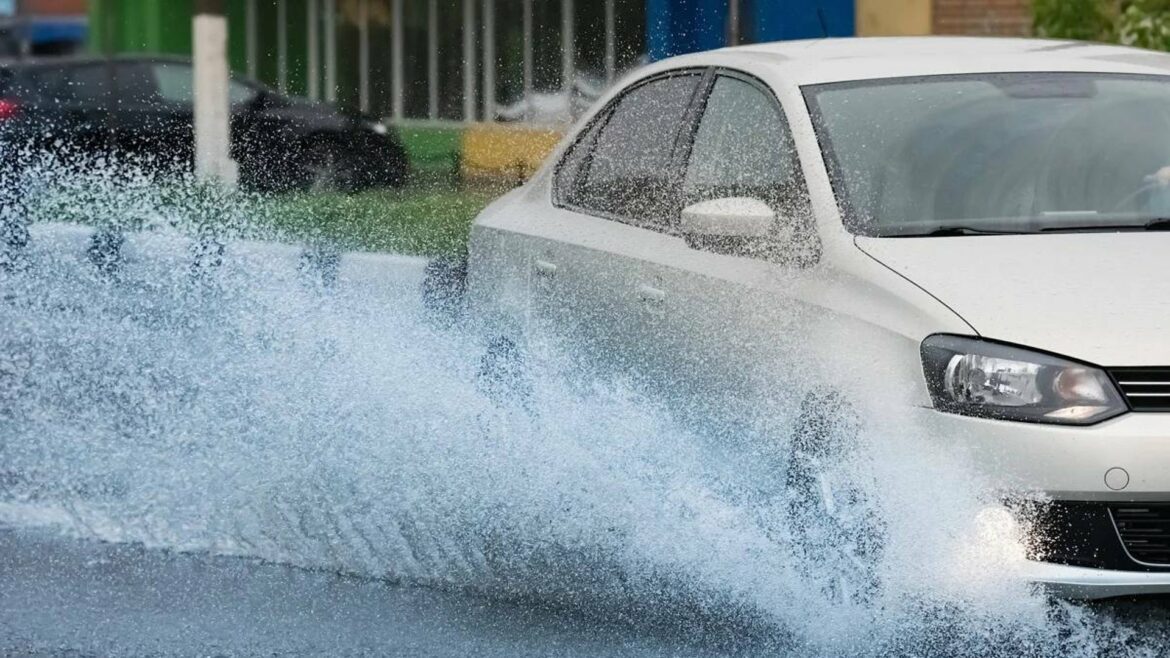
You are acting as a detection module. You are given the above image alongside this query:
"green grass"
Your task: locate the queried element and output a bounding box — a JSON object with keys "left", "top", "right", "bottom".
{"left": 26, "top": 167, "right": 497, "bottom": 259}
{"left": 262, "top": 186, "right": 499, "bottom": 258}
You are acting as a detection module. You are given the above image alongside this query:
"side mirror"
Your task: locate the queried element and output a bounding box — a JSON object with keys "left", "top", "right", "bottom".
{"left": 680, "top": 197, "right": 774, "bottom": 254}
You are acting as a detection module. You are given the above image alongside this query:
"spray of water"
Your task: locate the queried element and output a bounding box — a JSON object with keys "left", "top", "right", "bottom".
{"left": 1, "top": 155, "right": 1167, "bottom": 656}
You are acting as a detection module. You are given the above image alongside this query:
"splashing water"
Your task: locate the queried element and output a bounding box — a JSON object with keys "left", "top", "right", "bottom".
{"left": 1, "top": 156, "right": 1168, "bottom": 657}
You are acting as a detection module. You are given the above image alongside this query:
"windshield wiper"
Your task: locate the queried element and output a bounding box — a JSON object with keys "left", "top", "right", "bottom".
{"left": 1038, "top": 217, "right": 1170, "bottom": 233}
{"left": 883, "top": 226, "right": 1028, "bottom": 237}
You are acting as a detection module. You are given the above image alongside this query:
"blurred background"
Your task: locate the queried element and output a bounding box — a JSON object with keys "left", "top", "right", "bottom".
{"left": 0, "top": 0, "right": 1159, "bottom": 257}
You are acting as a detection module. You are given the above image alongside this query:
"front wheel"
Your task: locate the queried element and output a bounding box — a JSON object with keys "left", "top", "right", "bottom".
{"left": 301, "top": 139, "right": 358, "bottom": 193}
{"left": 476, "top": 336, "right": 533, "bottom": 411}
{"left": 783, "top": 389, "right": 885, "bottom": 605}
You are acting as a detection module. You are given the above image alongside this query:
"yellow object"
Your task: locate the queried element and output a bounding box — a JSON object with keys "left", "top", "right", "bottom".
{"left": 856, "top": 0, "right": 932, "bottom": 36}
{"left": 461, "top": 123, "right": 565, "bottom": 183}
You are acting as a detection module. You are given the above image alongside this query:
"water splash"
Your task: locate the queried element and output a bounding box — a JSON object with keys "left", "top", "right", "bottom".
{"left": 0, "top": 157, "right": 1167, "bottom": 656}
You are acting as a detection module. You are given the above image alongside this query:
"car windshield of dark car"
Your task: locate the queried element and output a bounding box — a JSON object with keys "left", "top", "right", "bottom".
{"left": 804, "top": 73, "right": 1170, "bottom": 236}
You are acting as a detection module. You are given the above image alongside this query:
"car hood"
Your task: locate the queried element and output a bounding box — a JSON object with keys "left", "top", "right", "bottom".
{"left": 855, "top": 233, "right": 1170, "bottom": 366}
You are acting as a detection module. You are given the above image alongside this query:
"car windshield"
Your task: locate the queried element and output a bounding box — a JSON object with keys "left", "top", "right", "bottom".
{"left": 804, "top": 73, "right": 1170, "bottom": 237}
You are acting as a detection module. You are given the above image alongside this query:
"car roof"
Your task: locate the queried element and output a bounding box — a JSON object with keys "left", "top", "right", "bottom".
{"left": 649, "top": 36, "right": 1170, "bottom": 86}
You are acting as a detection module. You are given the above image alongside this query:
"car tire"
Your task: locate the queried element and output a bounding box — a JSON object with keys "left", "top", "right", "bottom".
{"left": 783, "top": 388, "right": 885, "bottom": 605}
{"left": 302, "top": 138, "right": 358, "bottom": 194}
{"left": 421, "top": 256, "right": 468, "bottom": 324}
{"left": 475, "top": 336, "right": 533, "bottom": 411}
{"left": 0, "top": 212, "right": 29, "bottom": 273}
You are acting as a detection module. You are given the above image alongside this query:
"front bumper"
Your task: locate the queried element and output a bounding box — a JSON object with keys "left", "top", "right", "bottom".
{"left": 915, "top": 407, "right": 1170, "bottom": 498}
{"left": 1025, "top": 560, "right": 1170, "bottom": 599}
{"left": 916, "top": 408, "right": 1170, "bottom": 597}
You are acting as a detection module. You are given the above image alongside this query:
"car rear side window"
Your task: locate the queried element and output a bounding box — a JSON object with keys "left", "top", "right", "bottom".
{"left": 556, "top": 72, "right": 701, "bottom": 228}
{"left": 150, "top": 62, "right": 258, "bottom": 107}
{"left": 37, "top": 64, "right": 113, "bottom": 105}
{"left": 152, "top": 63, "right": 194, "bottom": 104}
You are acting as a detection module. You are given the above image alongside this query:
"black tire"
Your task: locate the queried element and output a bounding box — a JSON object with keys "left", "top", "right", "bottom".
{"left": 87, "top": 227, "right": 125, "bottom": 278}
{"left": 421, "top": 256, "right": 468, "bottom": 324}
{"left": 299, "top": 244, "right": 341, "bottom": 290}
{"left": 475, "top": 336, "right": 533, "bottom": 411}
{"left": 0, "top": 212, "right": 29, "bottom": 274}
{"left": 783, "top": 388, "right": 885, "bottom": 605}
{"left": 301, "top": 138, "right": 358, "bottom": 193}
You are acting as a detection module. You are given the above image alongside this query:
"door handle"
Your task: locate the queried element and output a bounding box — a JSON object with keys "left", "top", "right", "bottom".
{"left": 534, "top": 259, "right": 558, "bottom": 278}
{"left": 637, "top": 284, "right": 666, "bottom": 303}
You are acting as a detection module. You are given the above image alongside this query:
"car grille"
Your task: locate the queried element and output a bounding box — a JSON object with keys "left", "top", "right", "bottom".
{"left": 1111, "top": 504, "right": 1170, "bottom": 565}
{"left": 1109, "top": 367, "right": 1170, "bottom": 412}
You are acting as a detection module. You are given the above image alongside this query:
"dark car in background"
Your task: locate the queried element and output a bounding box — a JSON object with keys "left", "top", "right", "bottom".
{"left": 0, "top": 54, "right": 408, "bottom": 192}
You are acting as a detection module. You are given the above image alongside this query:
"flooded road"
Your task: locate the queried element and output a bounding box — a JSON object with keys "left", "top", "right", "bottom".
{"left": 0, "top": 526, "right": 721, "bottom": 657}
{"left": 2, "top": 169, "right": 1170, "bottom": 657}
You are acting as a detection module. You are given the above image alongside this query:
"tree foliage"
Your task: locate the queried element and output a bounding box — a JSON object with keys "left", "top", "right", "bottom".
{"left": 1033, "top": 0, "right": 1116, "bottom": 41}
{"left": 1034, "top": 0, "right": 1170, "bottom": 50}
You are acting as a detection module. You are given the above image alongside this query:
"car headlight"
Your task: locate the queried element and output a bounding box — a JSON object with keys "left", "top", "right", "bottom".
{"left": 366, "top": 120, "right": 389, "bottom": 135}
{"left": 920, "top": 335, "right": 1127, "bottom": 425}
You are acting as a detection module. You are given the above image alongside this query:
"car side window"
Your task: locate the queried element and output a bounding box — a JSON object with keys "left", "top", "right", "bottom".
{"left": 149, "top": 62, "right": 258, "bottom": 107}
{"left": 557, "top": 72, "right": 701, "bottom": 228}
{"left": 151, "top": 63, "right": 194, "bottom": 104}
{"left": 35, "top": 64, "right": 112, "bottom": 106}
{"left": 682, "top": 74, "right": 816, "bottom": 261}
{"left": 116, "top": 63, "right": 163, "bottom": 107}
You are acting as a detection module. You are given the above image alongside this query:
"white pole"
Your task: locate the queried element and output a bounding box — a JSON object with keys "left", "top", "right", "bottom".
{"left": 324, "top": 0, "right": 337, "bottom": 103}
{"left": 277, "top": 0, "right": 288, "bottom": 92}
{"left": 307, "top": 0, "right": 320, "bottom": 100}
{"left": 462, "top": 0, "right": 476, "bottom": 123}
{"left": 392, "top": 0, "right": 404, "bottom": 120}
{"left": 482, "top": 0, "right": 495, "bottom": 122}
{"left": 561, "top": 0, "right": 574, "bottom": 93}
{"left": 522, "top": 0, "right": 533, "bottom": 118}
{"left": 428, "top": 0, "right": 439, "bottom": 121}
{"left": 359, "top": 0, "right": 370, "bottom": 113}
{"left": 605, "top": 0, "right": 615, "bottom": 84}
{"left": 245, "top": 0, "right": 257, "bottom": 79}
{"left": 193, "top": 1, "right": 237, "bottom": 186}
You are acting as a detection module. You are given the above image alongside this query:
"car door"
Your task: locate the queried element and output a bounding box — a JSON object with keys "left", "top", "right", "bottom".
{"left": 113, "top": 60, "right": 195, "bottom": 173}
{"left": 636, "top": 71, "right": 822, "bottom": 433}
{"left": 23, "top": 62, "right": 114, "bottom": 157}
{"left": 530, "top": 70, "right": 706, "bottom": 375}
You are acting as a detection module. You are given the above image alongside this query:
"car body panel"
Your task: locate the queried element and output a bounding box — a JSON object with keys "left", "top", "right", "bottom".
{"left": 915, "top": 407, "right": 1170, "bottom": 499}
{"left": 467, "top": 36, "right": 1170, "bottom": 596}
{"left": 856, "top": 233, "right": 1170, "bottom": 366}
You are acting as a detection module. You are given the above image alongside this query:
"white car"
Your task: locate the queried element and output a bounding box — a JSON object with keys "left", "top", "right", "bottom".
{"left": 462, "top": 37, "right": 1170, "bottom": 599}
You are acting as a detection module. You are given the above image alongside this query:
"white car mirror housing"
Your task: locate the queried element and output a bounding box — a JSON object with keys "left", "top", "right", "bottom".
{"left": 680, "top": 197, "right": 775, "bottom": 239}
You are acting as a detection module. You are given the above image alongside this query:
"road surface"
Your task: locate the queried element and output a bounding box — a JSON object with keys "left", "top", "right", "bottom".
{"left": 0, "top": 526, "right": 724, "bottom": 657}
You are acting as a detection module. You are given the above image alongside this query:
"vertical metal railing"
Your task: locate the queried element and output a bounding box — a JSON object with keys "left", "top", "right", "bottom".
{"left": 307, "top": 0, "right": 320, "bottom": 100}
{"left": 462, "top": 0, "right": 477, "bottom": 123}
{"left": 359, "top": 0, "right": 370, "bottom": 113}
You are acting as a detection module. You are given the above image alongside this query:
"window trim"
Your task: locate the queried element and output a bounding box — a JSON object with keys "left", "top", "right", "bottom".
{"left": 551, "top": 67, "right": 711, "bottom": 233}
{"left": 680, "top": 67, "right": 810, "bottom": 209}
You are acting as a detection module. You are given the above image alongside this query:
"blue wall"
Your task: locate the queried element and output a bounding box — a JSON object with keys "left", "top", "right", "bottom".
{"left": 647, "top": 0, "right": 855, "bottom": 60}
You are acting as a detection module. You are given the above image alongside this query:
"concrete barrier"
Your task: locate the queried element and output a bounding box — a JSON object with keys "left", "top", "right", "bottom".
{"left": 20, "top": 222, "right": 429, "bottom": 292}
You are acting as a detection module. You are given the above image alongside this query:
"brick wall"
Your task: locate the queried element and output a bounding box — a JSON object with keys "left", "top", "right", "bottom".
{"left": 932, "top": 0, "right": 1032, "bottom": 36}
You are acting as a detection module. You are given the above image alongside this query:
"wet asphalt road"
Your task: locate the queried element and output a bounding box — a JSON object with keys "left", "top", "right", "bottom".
{"left": 0, "top": 526, "right": 715, "bottom": 658}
